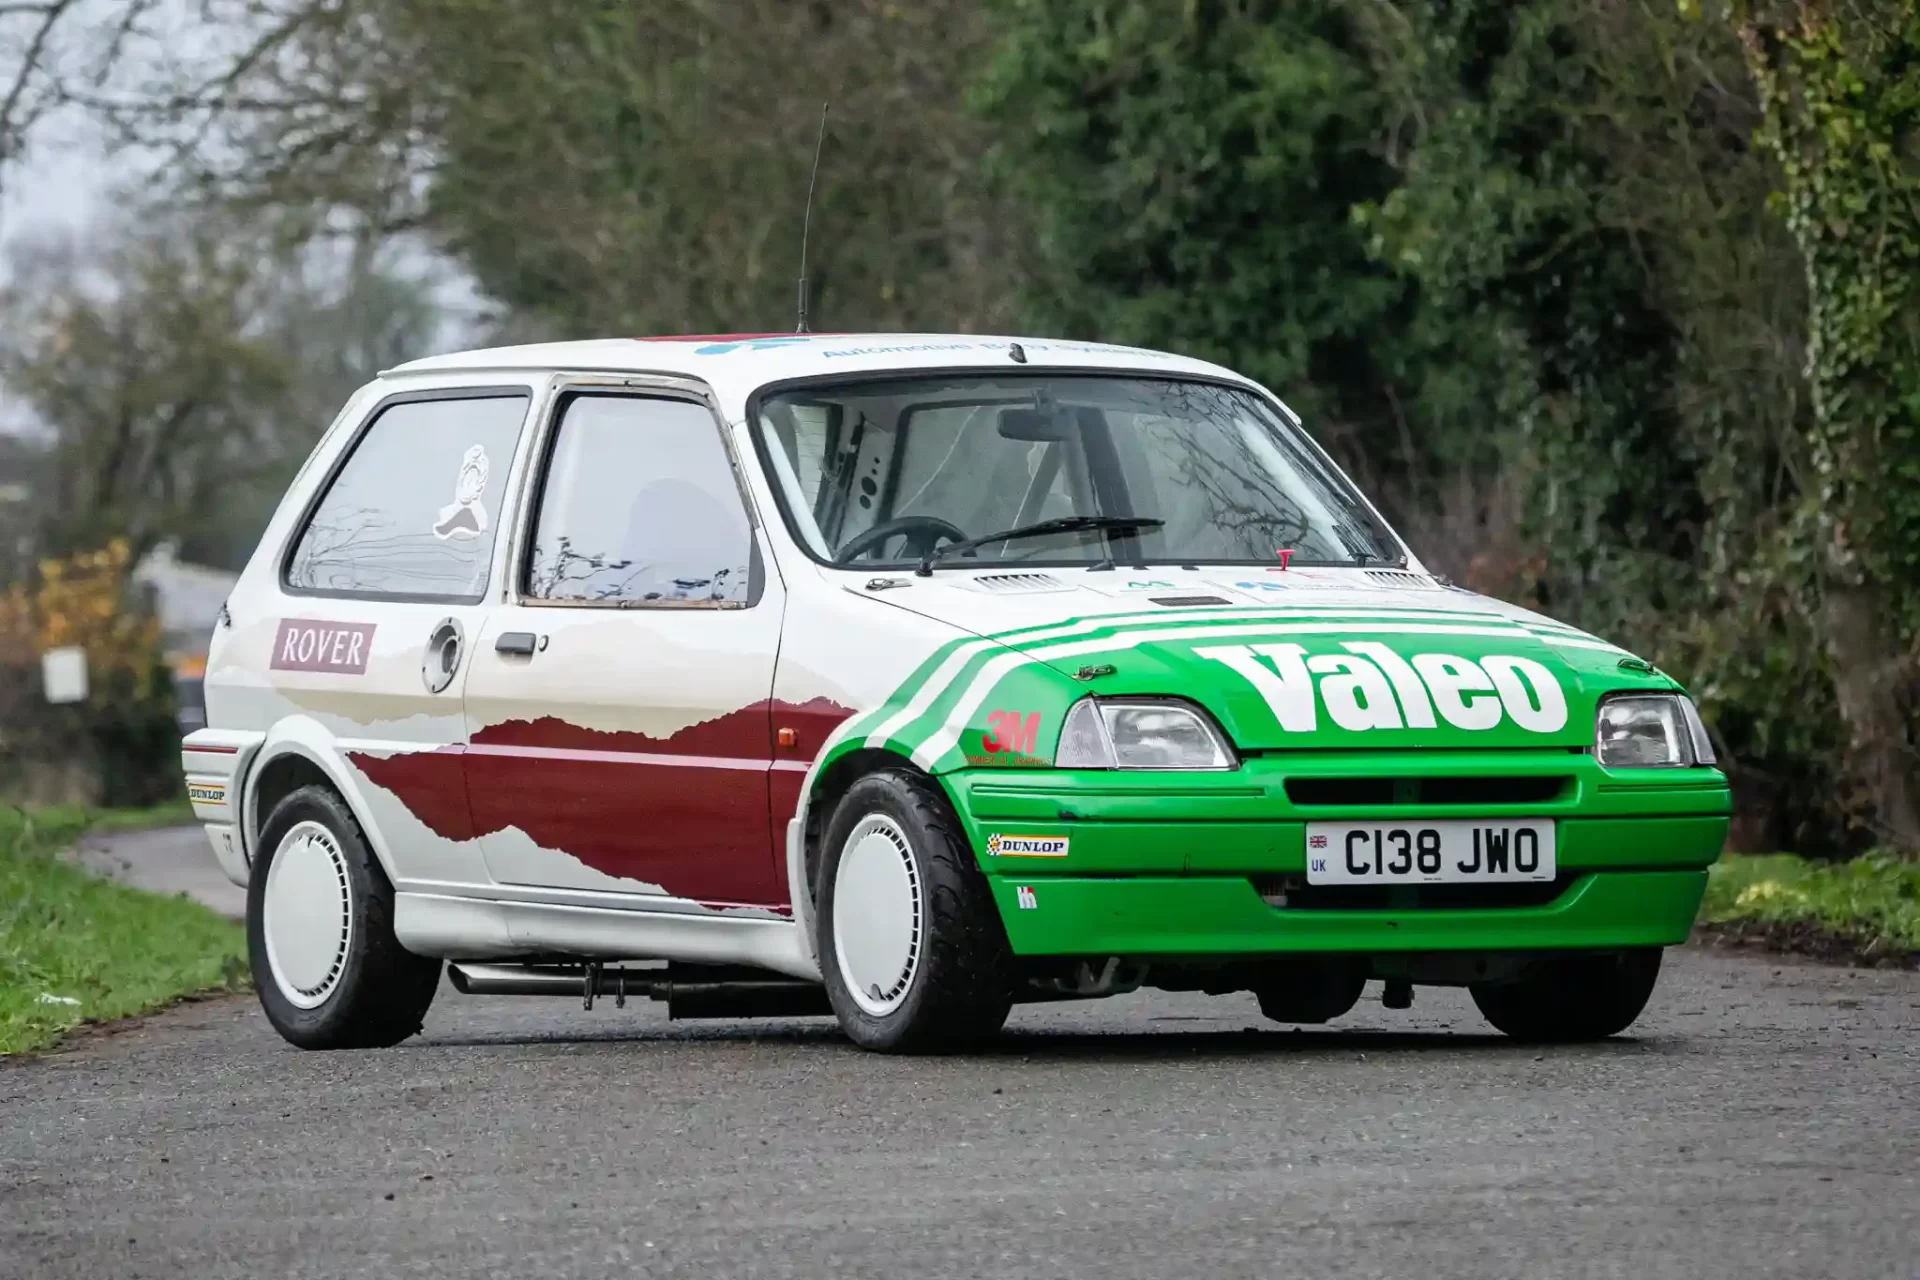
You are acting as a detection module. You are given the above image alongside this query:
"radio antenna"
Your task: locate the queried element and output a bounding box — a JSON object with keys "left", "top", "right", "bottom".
{"left": 796, "top": 103, "right": 829, "bottom": 334}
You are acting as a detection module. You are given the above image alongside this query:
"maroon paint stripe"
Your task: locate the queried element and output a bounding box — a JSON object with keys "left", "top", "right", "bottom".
{"left": 352, "top": 698, "right": 857, "bottom": 909}
{"left": 347, "top": 748, "right": 476, "bottom": 842}
{"left": 465, "top": 743, "right": 769, "bottom": 771}
{"left": 186, "top": 744, "right": 240, "bottom": 754}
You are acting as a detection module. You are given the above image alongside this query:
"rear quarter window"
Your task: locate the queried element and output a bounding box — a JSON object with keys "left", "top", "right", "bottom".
{"left": 285, "top": 390, "right": 530, "bottom": 601}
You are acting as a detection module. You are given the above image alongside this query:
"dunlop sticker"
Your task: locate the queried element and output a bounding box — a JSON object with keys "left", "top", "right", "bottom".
{"left": 986, "top": 834, "right": 1070, "bottom": 858}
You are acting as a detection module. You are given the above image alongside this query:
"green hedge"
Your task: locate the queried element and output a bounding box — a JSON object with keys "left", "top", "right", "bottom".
{"left": 1700, "top": 853, "right": 1920, "bottom": 962}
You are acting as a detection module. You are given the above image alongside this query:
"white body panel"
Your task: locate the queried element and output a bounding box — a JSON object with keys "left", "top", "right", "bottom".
{"left": 463, "top": 582, "right": 787, "bottom": 902}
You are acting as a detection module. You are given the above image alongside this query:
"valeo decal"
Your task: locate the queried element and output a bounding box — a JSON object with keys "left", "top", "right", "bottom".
{"left": 806, "top": 604, "right": 1616, "bottom": 781}
{"left": 1194, "top": 641, "right": 1567, "bottom": 734}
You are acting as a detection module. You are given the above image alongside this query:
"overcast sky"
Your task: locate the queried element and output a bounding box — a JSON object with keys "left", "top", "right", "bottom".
{"left": 2, "top": 115, "right": 114, "bottom": 244}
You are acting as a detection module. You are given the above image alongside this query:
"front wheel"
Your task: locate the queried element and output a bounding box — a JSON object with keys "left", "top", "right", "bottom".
{"left": 1470, "top": 948, "right": 1663, "bottom": 1043}
{"left": 248, "top": 784, "right": 441, "bottom": 1049}
{"left": 815, "top": 770, "right": 1015, "bottom": 1053}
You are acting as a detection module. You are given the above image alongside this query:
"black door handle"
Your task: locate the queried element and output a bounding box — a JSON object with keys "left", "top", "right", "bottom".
{"left": 494, "top": 631, "right": 538, "bottom": 656}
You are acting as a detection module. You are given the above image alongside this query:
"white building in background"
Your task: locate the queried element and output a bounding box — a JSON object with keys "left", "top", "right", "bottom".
{"left": 132, "top": 542, "right": 237, "bottom": 731}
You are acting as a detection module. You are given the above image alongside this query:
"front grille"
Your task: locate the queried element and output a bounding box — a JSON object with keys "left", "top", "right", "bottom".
{"left": 1283, "top": 775, "right": 1572, "bottom": 807}
{"left": 1252, "top": 872, "right": 1580, "bottom": 911}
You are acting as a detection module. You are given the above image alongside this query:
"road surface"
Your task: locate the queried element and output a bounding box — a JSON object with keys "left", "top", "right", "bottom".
{"left": 65, "top": 822, "right": 245, "bottom": 919}
{"left": 3, "top": 828, "right": 1915, "bottom": 1279}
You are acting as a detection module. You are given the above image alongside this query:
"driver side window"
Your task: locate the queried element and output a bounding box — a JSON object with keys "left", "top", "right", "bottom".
{"left": 524, "top": 394, "right": 754, "bottom": 605}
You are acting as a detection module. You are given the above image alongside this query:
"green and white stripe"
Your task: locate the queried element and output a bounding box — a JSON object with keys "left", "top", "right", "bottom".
{"left": 852, "top": 600, "right": 1620, "bottom": 770}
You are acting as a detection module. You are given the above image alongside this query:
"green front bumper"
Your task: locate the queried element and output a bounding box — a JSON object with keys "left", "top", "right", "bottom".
{"left": 946, "top": 751, "right": 1728, "bottom": 957}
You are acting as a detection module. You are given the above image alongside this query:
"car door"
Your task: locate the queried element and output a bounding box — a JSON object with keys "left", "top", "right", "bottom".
{"left": 463, "top": 384, "right": 789, "bottom": 908}
{"left": 272, "top": 383, "right": 536, "bottom": 886}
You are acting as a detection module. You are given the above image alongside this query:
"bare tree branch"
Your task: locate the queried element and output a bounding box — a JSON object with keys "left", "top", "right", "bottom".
{"left": 0, "top": 0, "right": 78, "bottom": 200}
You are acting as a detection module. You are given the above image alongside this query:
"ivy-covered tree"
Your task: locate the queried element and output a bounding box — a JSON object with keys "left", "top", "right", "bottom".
{"left": 1713, "top": 0, "right": 1920, "bottom": 850}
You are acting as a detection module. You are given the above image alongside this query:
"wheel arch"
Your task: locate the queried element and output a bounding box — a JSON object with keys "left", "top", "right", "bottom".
{"left": 784, "top": 743, "right": 965, "bottom": 977}
{"left": 243, "top": 716, "right": 402, "bottom": 887}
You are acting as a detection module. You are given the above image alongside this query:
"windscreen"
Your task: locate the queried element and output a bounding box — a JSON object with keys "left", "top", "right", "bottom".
{"left": 751, "top": 375, "right": 1402, "bottom": 568}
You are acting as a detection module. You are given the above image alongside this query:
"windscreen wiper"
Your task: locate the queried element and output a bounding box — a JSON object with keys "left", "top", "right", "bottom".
{"left": 1329, "top": 502, "right": 1408, "bottom": 568}
{"left": 915, "top": 515, "right": 1166, "bottom": 577}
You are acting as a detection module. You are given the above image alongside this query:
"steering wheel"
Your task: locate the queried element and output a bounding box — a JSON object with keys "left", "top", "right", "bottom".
{"left": 834, "top": 515, "right": 969, "bottom": 564}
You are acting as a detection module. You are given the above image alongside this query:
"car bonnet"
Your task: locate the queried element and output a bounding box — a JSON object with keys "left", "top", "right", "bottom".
{"left": 851, "top": 565, "right": 1654, "bottom": 753}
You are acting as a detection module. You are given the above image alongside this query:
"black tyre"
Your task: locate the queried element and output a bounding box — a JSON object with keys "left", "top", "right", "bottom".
{"left": 815, "top": 769, "right": 1015, "bottom": 1053}
{"left": 1253, "top": 955, "right": 1367, "bottom": 1024}
{"left": 247, "top": 784, "right": 441, "bottom": 1049}
{"left": 1469, "top": 948, "right": 1663, "bottom": 1043}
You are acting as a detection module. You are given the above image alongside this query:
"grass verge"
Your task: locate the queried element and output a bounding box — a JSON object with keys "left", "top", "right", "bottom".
{"left": 1698, "top": 852, "right": 1920, "bottom": 968}
{"left": 1, "top": 805, "right": 246, "bottom": 1055}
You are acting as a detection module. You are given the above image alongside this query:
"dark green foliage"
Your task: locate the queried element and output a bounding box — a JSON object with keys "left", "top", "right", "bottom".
{"left": 980, "top": 0, "right": 1906, "bottom": 852}
{"left": 973, "top": 0, "right": 1411, "bottom": 474}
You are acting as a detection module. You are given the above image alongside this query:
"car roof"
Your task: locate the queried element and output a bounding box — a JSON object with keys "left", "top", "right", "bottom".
{"left": 386, "top": 333, "right": 1264, "bottom": 412}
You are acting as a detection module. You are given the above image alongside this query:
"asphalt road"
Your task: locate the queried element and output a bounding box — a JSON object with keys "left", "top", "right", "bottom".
{"left": 64, "top": 823, "right": 245, "bottom": 920}
{"left": 3, "top": 838, "right": 1917, "bottom": 1280}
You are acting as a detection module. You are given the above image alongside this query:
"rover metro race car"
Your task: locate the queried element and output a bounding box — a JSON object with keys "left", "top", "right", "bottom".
{"left": 181, "top": 333, "right": 1729, "bottom": 1052}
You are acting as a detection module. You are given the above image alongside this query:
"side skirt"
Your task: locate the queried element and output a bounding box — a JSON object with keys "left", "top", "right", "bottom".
{"left": 393, "top": 892, "right": 821, "bottom": 982}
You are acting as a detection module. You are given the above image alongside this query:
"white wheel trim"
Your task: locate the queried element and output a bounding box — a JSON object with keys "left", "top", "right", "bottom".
{"left": 831, "top": 814, "right": 924, "bottom": 1017}
{"left": 261, "top": 820, "right": 354, "bottom": 1010}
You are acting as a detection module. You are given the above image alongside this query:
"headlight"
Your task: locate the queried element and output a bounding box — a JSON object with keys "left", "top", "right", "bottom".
{"left": 1595, "top": 694, "right": 1715, "bottom": 768}
{"left": 1056, "top": 699, "right": 1235, "bottom": 770}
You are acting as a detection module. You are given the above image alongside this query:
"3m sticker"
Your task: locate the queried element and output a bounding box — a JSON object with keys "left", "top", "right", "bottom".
{"left": 271, "top": 619, "right": 376, "bottom": 674}
{"left": 982, "top": 709, "right": 1042, "bottom": 755}
{"left": 968, "top": 708, "right": 1049, "bottom": 767}
{"left": 987, "top": 834, "right": 1070, "bottom": 858}
{"left": 186, "top": 780, "right": 227, "bottom": 806}
{"left": 433, "top": 444, "right": 491, "bottom": 541}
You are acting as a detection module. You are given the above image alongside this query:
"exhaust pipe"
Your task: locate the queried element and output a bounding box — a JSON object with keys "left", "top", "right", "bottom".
{"left": 448, "top": 962, "right": 830, "bottom": 1019}
{"left": 448, "top": 963, "right": 634, "bottom": 996}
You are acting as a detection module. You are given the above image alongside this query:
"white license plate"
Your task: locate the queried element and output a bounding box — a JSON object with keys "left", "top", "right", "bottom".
{"left": 1304, "top": 820, "right": 1555, "bottom": 885}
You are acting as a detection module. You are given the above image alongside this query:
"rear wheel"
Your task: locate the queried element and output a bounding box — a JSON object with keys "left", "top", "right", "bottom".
{"left": 248, "top": 784, "right": 441, "bottom": 1049}
{"left": 1470, "top": 948, "right": 1663, "bottom": 1042}
{"left": 816, "top": 770, "right": 1014, "bottom": 1052}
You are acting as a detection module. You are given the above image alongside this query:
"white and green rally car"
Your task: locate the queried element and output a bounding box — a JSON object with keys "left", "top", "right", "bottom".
{"left": 182, "top": 333, "right": 1729, "bottom": 1052}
